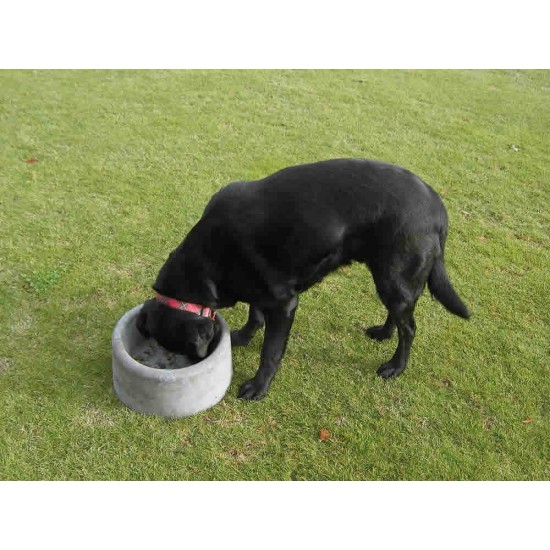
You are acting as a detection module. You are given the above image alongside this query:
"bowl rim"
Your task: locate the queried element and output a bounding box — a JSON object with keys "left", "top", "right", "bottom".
{"left": 112, "top": 304, "right": 230, "bottom": 380}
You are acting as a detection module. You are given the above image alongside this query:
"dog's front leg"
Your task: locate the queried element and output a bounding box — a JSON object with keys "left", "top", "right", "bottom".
{"left": 231, "top": 305, "right": 265, "bottom": 347}
{"left": 237, "top": 296, "right": 298, "bottom": 400}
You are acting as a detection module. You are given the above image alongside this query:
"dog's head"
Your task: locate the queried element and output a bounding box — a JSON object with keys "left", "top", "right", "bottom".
{"left": 137, "top": 233, "right": 231, "bottom": 361}
{"left": 136, "top": 298, "right": 219, "bottom": 361}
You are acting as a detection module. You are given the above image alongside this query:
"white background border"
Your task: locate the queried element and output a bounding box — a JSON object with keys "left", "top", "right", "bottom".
{"left": 0, "top": 0, "right": 547, "bottom": 68}
{"left": 1, "top": 482, "right": 548, "bottom": 548}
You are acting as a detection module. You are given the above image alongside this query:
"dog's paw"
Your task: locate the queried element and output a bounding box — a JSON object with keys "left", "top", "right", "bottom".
{"left": 230, "top": 330, "right": 251, "bottom": 347}
{"left": 376, "top": 362, "right": 405, "bottom": 379}
{"left": 365, "top": 324, "right": 394, "bottom": 341}
{"left": 238, "top": 378, "right": 269, "bottom": 400}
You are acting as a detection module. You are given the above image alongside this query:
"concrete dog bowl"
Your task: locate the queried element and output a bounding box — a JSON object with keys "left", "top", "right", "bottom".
{"left": 112, "top": 304, "right": 232, "bottom": 418}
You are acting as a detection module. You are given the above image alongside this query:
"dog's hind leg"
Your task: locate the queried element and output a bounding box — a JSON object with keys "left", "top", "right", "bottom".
{"left": 370, "top": 252, "right": 432, "bottom": 378}
{"left": 231, "top": 305, "right": 265, "bottom": 347}
{"left": 237, "top": 297, "right": 298, "bottom": 400}
{"left": 376, "top": 300, "right": 416, "bottom": 378}
{"left": 365, "top": 313, "right": 395, "bottom": 341}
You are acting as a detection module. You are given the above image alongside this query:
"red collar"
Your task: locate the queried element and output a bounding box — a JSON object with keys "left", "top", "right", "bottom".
{"left": 155, "top": 294, "right": 217, "bottom": 321}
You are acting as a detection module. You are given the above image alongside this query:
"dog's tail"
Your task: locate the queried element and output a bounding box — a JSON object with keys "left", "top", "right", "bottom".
{"left": 427, "top": 256, "right": 470, "bottom": 319}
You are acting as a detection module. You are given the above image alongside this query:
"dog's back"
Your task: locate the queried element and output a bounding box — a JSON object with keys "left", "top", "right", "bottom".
{"left": 203, "top": 159, "right": 448, "bottom": 285}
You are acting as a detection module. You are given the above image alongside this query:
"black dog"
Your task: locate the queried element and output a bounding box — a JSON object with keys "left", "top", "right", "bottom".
{"left": 137, "top": 159, "right": 470, "bottom": 400}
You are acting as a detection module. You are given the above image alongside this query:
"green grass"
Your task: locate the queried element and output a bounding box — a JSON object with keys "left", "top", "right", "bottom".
{"left": 0, "top": 70, "right": 548, "bottom": 480}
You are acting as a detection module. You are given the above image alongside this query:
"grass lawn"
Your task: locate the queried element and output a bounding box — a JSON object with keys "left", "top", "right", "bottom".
{"left": 0, "top": 69, "right": 548, "bottom": 480}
